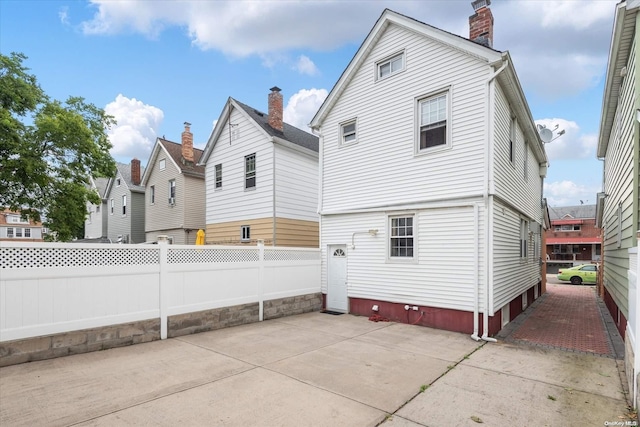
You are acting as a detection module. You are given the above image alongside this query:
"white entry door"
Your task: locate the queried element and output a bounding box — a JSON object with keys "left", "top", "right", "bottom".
{"left": 327, "top": 245, "right": 348, "bottom": 312}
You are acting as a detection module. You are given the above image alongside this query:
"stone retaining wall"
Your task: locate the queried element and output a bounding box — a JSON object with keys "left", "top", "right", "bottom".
{"left": 0, "top": 319, "right": 160, "bottom": 367}
{"left": 0, "top": 293, "right": 322, "bottom": 367}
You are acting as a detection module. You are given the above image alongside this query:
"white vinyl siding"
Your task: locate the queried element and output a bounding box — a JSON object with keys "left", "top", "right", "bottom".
{"left": 205, "top": 107, "right": 275, "bottom": 224}
{"left": 601, "top": 37, "right": 637, "bottom": 317}
{"left": 321, "top": 23, "right": 488, "bottom": 213}
{"left": 492, "top": 201, "right": 540, "bottom": 313}
{"left": 274, "top": 145, "right": 319, "bottom": 222}
{"left": 321, "top": 206, "right": 485, "bottom": 312}
{"left": 493, "top": 83, "right": 543, "bottom": 222}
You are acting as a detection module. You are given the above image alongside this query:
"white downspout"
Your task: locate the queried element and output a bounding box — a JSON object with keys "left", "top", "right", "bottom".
{"left": 471, "top": 202, "right": 481, "bottom": 341}
{"left": 312, "top": 128, "right": 324, "bottom": 215}
{"left": 480, "top": 59, "right": 508, "bottom": 343}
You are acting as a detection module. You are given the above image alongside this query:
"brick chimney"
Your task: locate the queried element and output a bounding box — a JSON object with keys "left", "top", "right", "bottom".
{"left": 268, "top": 86, "right": 283, "bottom": 132}
{"left": 469, "top": 0, "right": 494, "bottom": 48}
{"left": 131, "top": 158, "right": 141, "bottom": 186}
{"left": 181, "top": 122, "right": 194, "bottom": 163}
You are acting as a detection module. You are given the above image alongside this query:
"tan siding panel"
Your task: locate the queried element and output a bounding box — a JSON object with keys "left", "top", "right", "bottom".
{"left": 206, "top": 217, "right": 274, "bottom": 245}
{"left": 275, "top": 218, "right": 319, "bottom": 247}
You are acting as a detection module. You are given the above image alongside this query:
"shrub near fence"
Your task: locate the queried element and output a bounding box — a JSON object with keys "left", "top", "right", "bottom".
{"left": 0, "top": 241, "right": 321, "bottom": 366}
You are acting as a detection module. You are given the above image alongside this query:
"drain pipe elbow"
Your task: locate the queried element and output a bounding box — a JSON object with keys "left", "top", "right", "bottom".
{"left": 481, "top": 335, "right": 497, "bottom": 343}
{"left": 470, "top": 334, "right": 481, "bottom": 342}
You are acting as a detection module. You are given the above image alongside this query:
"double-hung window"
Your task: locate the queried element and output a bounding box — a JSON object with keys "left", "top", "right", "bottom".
{"left": 150, "top": 185, "right": 155, "bottom": 204}
{"left": 520, "top": 219, "right": 529, "bottom": 258}
{"left": 340, "top": 120, "right": 357, "bottom": 145}
{"left": 377, "top": 52, "right": 404, "bottom": 80}
{"left": 15, "top": 228, "right": 22, "bottom": 238}
{"left": 7, "top": 227, "right": 14, "bottom": 238}
{"left": 418, "top": 93, "right": 448, "bottom": 151}
{"left": 215, "top": 164, "right": 222, "bottom": 189}
{"left": 245, "top": 154, "right": 256, "bottom": 189}
{"left": 169, "top": 179, "right": 176, "bottom": 204}
{"left": 110, "top": 199, "right": 114, "bottom": 215}
{"left": 122, "top": 195, "right": 127, "bottom": 216}
{"left": 241, "top": 225, "right": 250, "bottom": 242}
{"left": 24, "top": 228, "right": 31, "bottom": 238}
{"left": 389, "top": 216, "right": 414, "bottom": 259}
{"left": 509, "top": 117, "right": 516, "bottom": 165}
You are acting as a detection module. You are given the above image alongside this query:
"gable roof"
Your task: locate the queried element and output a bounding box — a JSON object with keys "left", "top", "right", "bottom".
{"left": 141, "top": 138, "right": 205, "bottom": 185}
{"left": 549, "top": 205, "right": 597, "bottom": 221}
{"left": 309, "top": 8, "right": 546, "bottom": 164}
{"left": 105, "top": 162, "right": 146, "bottom": 196}
{"left": 94, "top": 177, "right": 110, "bottom": 199}
{"left": 199, "top": 97, "right": 318, "bottom": 165}
{"left": 597, "top": 0, "right": 638, "bottom": 157}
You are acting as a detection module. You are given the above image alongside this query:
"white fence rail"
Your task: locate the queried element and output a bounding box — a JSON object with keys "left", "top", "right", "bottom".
{"left": 0, "top": 241, "right": 321, "bottom": 342}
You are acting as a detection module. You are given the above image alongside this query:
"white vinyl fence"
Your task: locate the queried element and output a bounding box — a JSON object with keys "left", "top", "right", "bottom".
{"left": 0, "top": 241, "right": 320, "bottom": 342}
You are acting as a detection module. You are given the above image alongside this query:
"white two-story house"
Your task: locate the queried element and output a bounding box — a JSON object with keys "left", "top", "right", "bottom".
{"left": 199, "top": 87, "right": 319, "bottom": 247}
{"left": 310, "top": 4, "right": 548, "bottom": 338}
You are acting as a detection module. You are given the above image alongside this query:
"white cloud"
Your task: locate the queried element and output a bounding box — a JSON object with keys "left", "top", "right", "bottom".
{"left": 105, "top": 94, "right": 164, "bottom": 163}
{"left": 294, "top": 55, "right": 319, "bottom": 76}
{"left": 535, "top": 118, "right": 597, "bottom": 161}
{"left": 59, "top": 7, "right": 69, "bottom": 26}
{"left": 283, "top": 88, "right": 328, "bottom": 132}
{"left": 544, "top": 180, "right": 600, "bottom": 207}
{"left": 80, "top": 0, "right": 617, "bottom": 97}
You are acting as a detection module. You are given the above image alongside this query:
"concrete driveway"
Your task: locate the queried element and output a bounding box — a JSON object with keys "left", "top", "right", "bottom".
{"left": 0, "top": 312, "right": 632, "bottom": 426}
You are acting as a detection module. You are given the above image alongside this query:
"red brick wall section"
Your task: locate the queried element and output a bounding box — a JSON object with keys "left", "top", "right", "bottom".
{"left": 181, "top": 122, "right": 194, "bottom": 163}
{"left": 268, "top": 87, "right": 283, "bottom": 132}
{"left": 603, "top": 287, "right": 626, "bottom": 339}
{"left": 469, "top": 6, "right": 493, "bottom": 47}
{"left": 131, "top": 158, "right": 141, "bottom": 185}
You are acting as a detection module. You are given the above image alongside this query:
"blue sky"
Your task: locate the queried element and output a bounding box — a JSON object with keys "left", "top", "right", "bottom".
{"left": 1, "top": 0, "right": 618, "bottom": 207}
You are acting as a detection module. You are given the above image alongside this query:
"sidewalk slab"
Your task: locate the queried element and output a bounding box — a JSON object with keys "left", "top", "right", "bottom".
{"left": 0, "top": 339, "right": 252, "bottom": 427}
{"left": 74, "top": 368, "right": 386, "bottom": 427}
{"left": 394, "top": 359, "right": 630, "bottom": 426}
{"left": 267, "top": 334, "right": 456, "bottom": 413}
{"left": 464, "top": 342, "right": 625, "bottom": 400}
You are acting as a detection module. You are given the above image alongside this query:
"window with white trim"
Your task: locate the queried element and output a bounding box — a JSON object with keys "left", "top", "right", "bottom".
{"left": 169, "top": 179, "right": 176, "bottom": 203}
{"left": 520, "top": 219, "right": 528, "bottom": 258}
{"left": 7, "top": 227, "right": 14, "bottom": 238}
{"left": 24, "top": 228, "right": 31, "bottom": 238}
{"left": 340, "top": 120, "right": 357, "bottom": 145}
{"left": 390, "top": 215, "right": 414, "bottom": 258}
{"left": 116, "top": 178, "right": 121, "bottom": 187}
{"left": 15, "top": 228, "right": 22, "bottom": 238}
{"left": 241, "top": 225, "right": 250, "bottom": 242}
{"left": 418, "top": 93, "right": 448, "bottom": 151}
{"left": 245, "top": 153, "right": 256, "bottom": 189}
{"left": 215, "top": 164, "right": 222, "bottom": 189}
{"left": 159, "top": 159, "right": 166, "bottom": 170}
{"left": 7, "top": 214, "right": 27, "bottom": 224}
{"left": 509, "top": 117, "right": 516, "bottom": 165}
{"left": 150, "top": 185, "right": 155, "bottom": 204}
{"left": 377, "top": 52, "right": 404, "bottom": 80}
{"left": 110, "top": 199, "right": 114, "bottom": 215}
{"left": 122, "top": 195, "right": 127, "bottom": 216}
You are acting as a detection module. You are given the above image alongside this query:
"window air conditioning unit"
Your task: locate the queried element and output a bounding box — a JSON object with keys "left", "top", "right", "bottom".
{"left": 168, "top": 197, "right": 175, "bottom": 205}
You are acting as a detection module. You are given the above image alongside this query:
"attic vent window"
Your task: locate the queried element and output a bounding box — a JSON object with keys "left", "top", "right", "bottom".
{"left": 377, "top": 52, "right": 404, "bottom": 80}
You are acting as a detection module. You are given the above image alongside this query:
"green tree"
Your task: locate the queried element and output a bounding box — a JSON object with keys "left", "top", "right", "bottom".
{"left": 0, "top": 52, "right": 116, "bottom": 241}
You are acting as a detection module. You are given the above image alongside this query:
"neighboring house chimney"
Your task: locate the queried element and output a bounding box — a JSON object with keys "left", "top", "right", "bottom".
{"left": 268, "top": 86, "right": 283, "bottom": 132}
{"left": 131, "top": 158, "right": 141, "bottom": 186}
{"left": 182, "top": 122, "right": 194, "bottom": 163}
{"left": 469, "top": 0, "right": 494, "bottom": 48}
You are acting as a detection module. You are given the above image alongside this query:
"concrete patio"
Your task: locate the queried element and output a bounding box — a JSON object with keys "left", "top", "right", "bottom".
{"left": 0, "top": 311, "right": 633, "bottom": 426}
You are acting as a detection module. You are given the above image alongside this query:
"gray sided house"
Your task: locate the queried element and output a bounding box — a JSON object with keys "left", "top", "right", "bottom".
{"left": 84, "top": 176, "right": 109, "bottom": 240}
{"left": 596, "top": 0, "right": 639, "bottom": 339}
{"left": 141, "top": 123, "right": 205, "bottom": 245}
{"left": 105, "top": 160, "right": 146, "bottom": 244}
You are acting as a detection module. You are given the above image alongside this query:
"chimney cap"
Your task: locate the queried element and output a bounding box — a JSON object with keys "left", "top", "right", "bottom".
{"left": 184, "top": 121, "right": 191, "bottom": 128}
{"left": 471, "top": 0, "right": 491, "bottom": 11}
{"left": 270, "top": 86, "right": 282, "bottom": 93}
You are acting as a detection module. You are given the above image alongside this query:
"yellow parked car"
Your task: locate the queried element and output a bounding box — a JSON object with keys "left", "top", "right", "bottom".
{"left": 557, "top": 264, "right": 598, "bottom": 285}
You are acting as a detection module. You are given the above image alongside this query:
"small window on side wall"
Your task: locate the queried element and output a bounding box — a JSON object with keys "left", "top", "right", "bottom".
{"left": 340, "top": 120, "right": 357, "bottom": 145}
{"left": 159, "top": 159, "right": 166, "bottom": 170}
{"left": 245, "top": 154, "right": 256, "bottom": 189}
{"left": 241, "top": 225, "right": 250, "bottom": 242}
{"left": 418, "top": 92, "right": 448, "bottom": 151}
{"left": 389, "top": 215, "right": 415, "bottom": 259}
{"left": 377, "top": 52, "right": 404, "bottom": 80}
{"left": 215, "top": 164, "right": 222, "bottom": 189}
{"left": 509, "top": 117, "right": 516, "bottom": 165}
